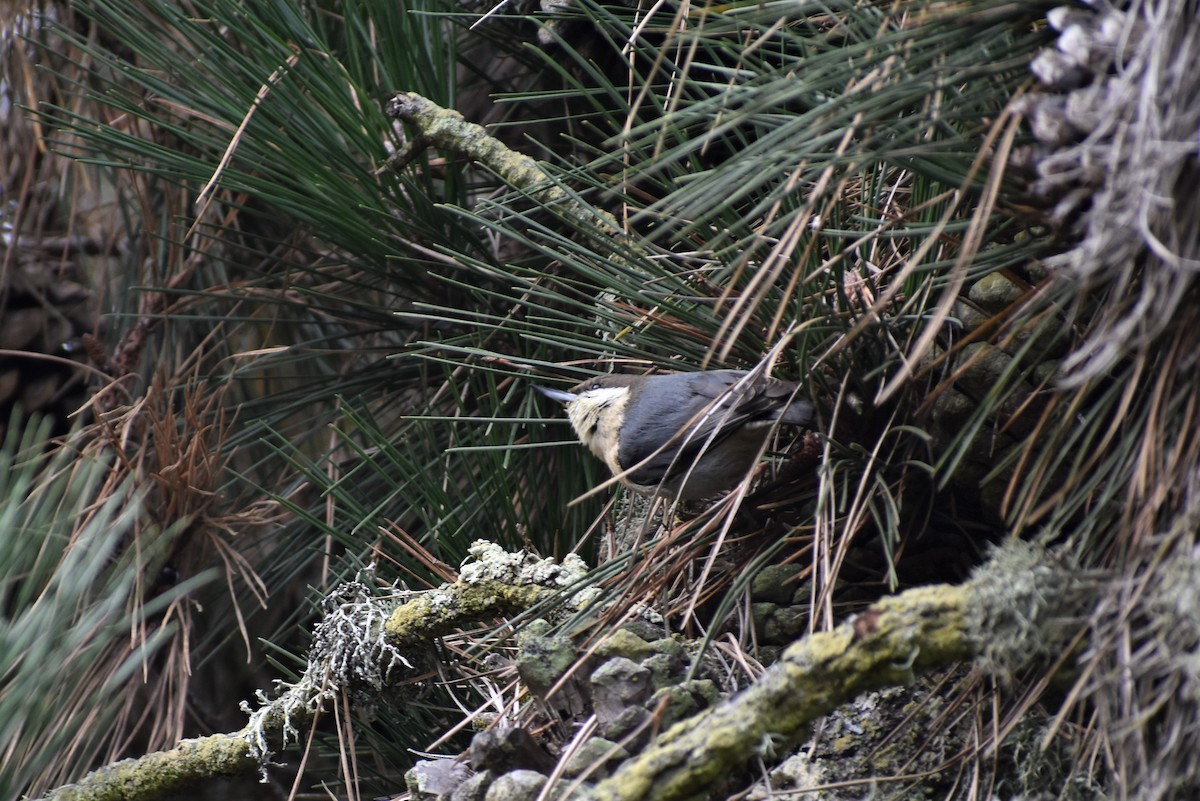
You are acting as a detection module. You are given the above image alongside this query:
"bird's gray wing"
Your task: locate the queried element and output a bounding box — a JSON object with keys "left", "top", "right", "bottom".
{"left": 616, "top": 371, "right": 809, "bottom": 485}
{"left": 683, "top": 370, "right": 813, "bottom": 428}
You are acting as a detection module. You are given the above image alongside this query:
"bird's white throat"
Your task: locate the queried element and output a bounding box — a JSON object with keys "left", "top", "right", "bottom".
{"left": 566, "top": 386, "right": 630, "bottom": 464}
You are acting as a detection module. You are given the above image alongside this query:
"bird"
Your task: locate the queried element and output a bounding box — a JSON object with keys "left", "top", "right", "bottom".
{"left": 537, "top": 369, "right": 815, "bottom": 500}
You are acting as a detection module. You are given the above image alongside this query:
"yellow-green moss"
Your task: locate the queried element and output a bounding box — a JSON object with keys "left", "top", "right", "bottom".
{"left": 385, "top": 580, "right": 548, "bottom": 644}
{"left": 586, "top": 583, "right": 975, "bottom": 801}
{"left": 37, "top": 734, "right": 254, "bottom": 801}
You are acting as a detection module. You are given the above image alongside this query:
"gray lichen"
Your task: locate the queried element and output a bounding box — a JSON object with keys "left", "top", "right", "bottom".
{"left": 243, "top": 572, "right": 413, "bottom": 771}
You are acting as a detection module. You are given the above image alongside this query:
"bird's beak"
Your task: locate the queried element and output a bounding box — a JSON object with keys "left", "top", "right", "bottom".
{"left": 535, "top": 385, "right": 578, "bottom": 404}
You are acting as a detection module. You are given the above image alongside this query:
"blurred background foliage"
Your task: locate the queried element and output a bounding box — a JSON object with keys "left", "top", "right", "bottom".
{"left": 7, "top": 0, "right": 1196, "bottom": 796}
{"left": 0, "top": 413, "right": 200, "bottom": 800}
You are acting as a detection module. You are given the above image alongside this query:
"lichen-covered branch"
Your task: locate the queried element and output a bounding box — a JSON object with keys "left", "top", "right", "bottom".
{"left": 584, "top": 542, "right": 1085, "bottom": 801}
{"left": 385, "top": 91, "right": 624, "bottom": 243}
{"left": 35, "top": 543, "right": 591, "bottom": 801}
{"left": 385, "top": 540, "right": 595, "bottom": 642}
{"left": 34, "top": 541, "right": 1082, "bottom": 801}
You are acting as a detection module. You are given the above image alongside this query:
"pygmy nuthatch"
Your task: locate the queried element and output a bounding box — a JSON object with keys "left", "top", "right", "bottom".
{"left": 537, "top": 369, "right": 814, "bottom": 500}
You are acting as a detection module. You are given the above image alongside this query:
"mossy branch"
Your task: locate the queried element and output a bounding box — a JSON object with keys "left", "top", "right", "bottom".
{"left": 584, "top": 542, "right": 1086, "bottom": 801}
{"left": 28, "top": 734, "right": 258, "bottom": 801}
{"left": 385, "top": 578, "right": 551, "bottom": 643}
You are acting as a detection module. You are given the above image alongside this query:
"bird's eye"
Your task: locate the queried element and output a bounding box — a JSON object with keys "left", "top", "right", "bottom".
{"left": 588, "top": 382, "right": 602, "bottom": 391}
